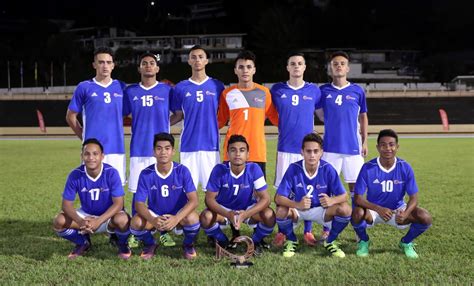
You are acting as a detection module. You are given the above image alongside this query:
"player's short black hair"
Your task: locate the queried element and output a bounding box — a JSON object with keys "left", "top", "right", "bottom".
{"left": 329, "top": 50, "right": 350, "bottom": 62}
{"left": 234, "top": 50, "right": 256, "bottom": 67}
{"left": 82, "top": 138, "right": 104, "bottom": 153}
{"left": 302, "top": 132, "right": 324, "bottom": 149}
{"left": 227, "top": 134, "right": 249, "bottom": 151}
{"left": 189, "top": 45, "right": 209, "bottom": 58}
{"left": 287, "top": 51, "right": 306, "bottom": 63}
{"left": 377, "top": 129, "right": 399, "bottom": 144}
{"left": 93, "top": 47, "right": 114, "bottom": 60}
{"left": 153, "top": 132, "right": 175, "bottom": 148}
{"left": 139, "top": 52, "right": 160, "bottom": 65}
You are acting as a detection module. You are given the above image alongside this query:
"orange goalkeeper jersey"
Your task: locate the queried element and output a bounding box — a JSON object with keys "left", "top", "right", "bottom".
{"left": 218, "top": 83, "right": 278, "bottom": 162}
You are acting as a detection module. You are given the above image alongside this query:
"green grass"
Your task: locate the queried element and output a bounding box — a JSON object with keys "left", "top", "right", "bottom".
{"left": 0, "top": 137, "right": 473, "bottom": 284}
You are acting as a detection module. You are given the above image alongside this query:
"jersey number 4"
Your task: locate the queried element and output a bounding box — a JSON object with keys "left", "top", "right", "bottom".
{"left": 335, "top": 95, "right": 343, "bottom": 106}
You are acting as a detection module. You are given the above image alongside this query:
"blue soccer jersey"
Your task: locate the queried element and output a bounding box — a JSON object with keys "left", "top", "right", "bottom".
{"left": 277, "top": 160, "right": 346, "bottom": 208}
{"left": 206, "top": 162, "right": 267, "bottom": 210}
{"left": 68, "top": 78, "right": 125, "bottom": 154}
{"left": 170, "top": 77, "right": 225, "bottom": 152}
{"left": 135, "top": 162, "right": 196, "bottom": 215}
{"left": 62, "top": 163, "right": 125, "bottom": 216}
{"left": 271, "top": 82, "right": 322, "bottom": 154}
{"left": 319, "top": 83, "right": 367, "bottom": 155}
{"left": 123, "top": 82, "right": 171, "bottom": 157}
{"left": 354, "top": 157, "right": 419, "bottom": 210}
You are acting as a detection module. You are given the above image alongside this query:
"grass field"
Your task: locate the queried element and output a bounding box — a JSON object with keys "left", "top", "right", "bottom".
{"left": 0, "top": 136, "right": 473, "bottom": 284}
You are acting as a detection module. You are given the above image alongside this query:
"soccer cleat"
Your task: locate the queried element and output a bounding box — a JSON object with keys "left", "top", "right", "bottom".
{"left": 117, "top": 244, "right": 132, "bottom": 260}
{"left": 68, "top": 240, "right": 91, "bottom": 260}
{"left": 159, "top": 233, "right": 176, "bottom": 247}
{"left": 356, "top": 240, "right": 370, "bottom": 257}
{"left": 183, "top": 244, "right": 197, "bottom": 260}
{"left": 108, "top": 233, "right": 118, "bottom": 247}
{"left": 259, "top": 239, "right": 271, "bottom": 250}
{"left": 323, "top": 241, "right": 346, "bottom": 258}
{"left": 272, "top": 232, "right": 287, "bottom": 247}
{"left": 140, "top": 244, "right": 158, "bottom": 260}
{"left": 399, "top": 241, "right": 419, "bottom": 259}
{"left": 282, "top": 240, "right": 298, "bottom": 258}
{"left": 128, "top": 235, "right": 140, "bottom": 248}
{"left": 303, "top": 232, "right": 317, "bottom": 246}
{"left": 207, "top": 236, "right": 216, "bottom": 247}
{"left": 253, "top": 242, "right": 263, "bottom": 257}
{"left": 320, "top": 230, "right": 330, "bottom": 241}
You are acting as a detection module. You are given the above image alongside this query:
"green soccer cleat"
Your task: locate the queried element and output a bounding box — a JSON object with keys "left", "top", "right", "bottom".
{"left": 323, "top": 241, "right": 346, "bottom": 258}
{"left": 128, "top": 235, "right": 140, "bottom": 248}
{"left": 282, "top": 240, "right": 298, "bottom": 258}
{"left": 356, "top": 240, "right": 370, "bottom": 257}
{"left": 399, "top": 241, "right": 419, "bottom": 259}
{"left": 160, "top": 233, "right": 176, "bottom": 247}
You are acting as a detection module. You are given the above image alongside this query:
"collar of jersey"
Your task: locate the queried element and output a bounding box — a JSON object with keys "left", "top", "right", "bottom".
{"left": 330, "top": 82, "right": 351, "bottom": 90}
{"left": 155, "top": 162, "right": 174, "bottom": 179}
{"left": 188, "top": 76, "right": 209, "bottom": 86}
{"left": 139, "top": 81, "right": 159, "bottom": 90}
{"left": 86, "top": 163, "right": 104, "bottom": 182}
{"left": 93, "top": 78, "right": 114, "bottom": 88}
{"left": 377, "top": 157, "right": 398, "bottom": 173}
{"left": 302, "top": 160, "right": 319, "bottom": 179}
{"left": 286, "top": 81, "right": 306, "bottom": 90}
{"left": 228, "top": 162, "right": 246, "bottom": 179}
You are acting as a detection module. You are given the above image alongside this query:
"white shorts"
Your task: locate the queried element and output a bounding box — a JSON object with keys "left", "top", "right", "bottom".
{"left": 181, "top": 151, "right": 220, "bottom": 191}
{"left": 128, "top": 156, "right": 156, "bottom": 193}
{"left": 294, "top": 207, "right": 332, "bottom": 230}
{"left": 367, "top": 204, "right": 410, "bottom": 230}
{"left": 274, "top": 152, "right": 303, "bottom": 188}
{"left": 322, "top": 152, "right": 364, "bottom": 183}
{"left": 103, "top": 153, "right": 126, "bottom": 186}
{"left": 76, "top": 208, "right": 126, "bottom": 233}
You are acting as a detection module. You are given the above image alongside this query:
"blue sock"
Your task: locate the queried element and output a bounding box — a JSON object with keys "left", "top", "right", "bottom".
{"left": 183, "top": 222, "right": 200, "bottom": 245}
{"left": 327, "top": 216, "right": 351, "bottom": 243}
{"left": 276, "top": 218, "right": 297, "bottom": 241}
{"left": 351, "top": 220, "right": 369, "bottom": 242}
{"left": 203, "top": 223, "right": 228, "bottom": 242}
{"left": 115, "top": 229, "right": 131, "bottom": 246}
{"left": 252, "top": 222, "right": 274, "bottom": 244}
{"left": 303, "top": 220, "right": 312, "bottom": 233}
{"left": 130, "top": 228, "right": 155, "bottom": 246}
{"left": 401, "top": 223, "right": 431, "bottom": 243}
{"left": 56, "top": 228, "right": 87, "bottom": 245}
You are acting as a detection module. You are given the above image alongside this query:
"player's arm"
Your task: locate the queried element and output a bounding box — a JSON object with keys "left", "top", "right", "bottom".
{"left": 318, "top": 192, "right": 347, "bottom": 208}
{"left": 241, "top": 189, "right": 270, "bottom": 220}
{"left": 354, "top": 193, "right": 393, "bottom": 221}
{"left": 217, "top": 93, "right": 229, "bottom": 129}
{"left": 162, "top": 191, "right": 199, "bottom": 231}
{"left": 359, "top": 112, "right": 369, "bottom": 157}
{"left": 62, "top": 199, "right": 88, "bottom": 229}
{"left": 88, "top": 196, "right": 124, "bottom": 232}
{"left": 315, "top": 108, "right": 324, "bottom": 122}
{"left": 205, "top": 190, "right": 234, "bottom": 222}
{"left": 396, "top": 193, "right": 418, "bottom": 224}
{"left": 170, "top": 110, "right": 184, "bottom": 126}
{"left": 135, "top": 201, "right": 161, "bottom": 229}
{"left": 275, "top": 194, "right": 311, "bottom": 210}
{"left": 66, "top": 109, "right": 83, "bottom": 140}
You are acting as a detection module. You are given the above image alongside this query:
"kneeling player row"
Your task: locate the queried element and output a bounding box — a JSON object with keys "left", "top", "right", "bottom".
{"left": 53, "top": 130, "right": 432, "bottom": 260}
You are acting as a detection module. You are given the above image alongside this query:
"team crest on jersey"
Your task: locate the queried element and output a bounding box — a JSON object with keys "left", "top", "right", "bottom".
{"left": 206, "top": 91, "right": 216, "bottom": 96}
{"left": 373, "top": 179, "right": 380, "bottom": 184}
{"left": 296, "top": 182, "right": 304, "bottom": 188}
{"left": 185, "top": 92, "right": 192, "bottom": 97}
{"left": 91, "top": 92, "right": 98, "bottom": 97}
{"left": 345, "top": 95, "right": 356, "bottom": 100}
{"left": 80, "top": 187, "right": 88, "bottom": 193}
{"left": 151, "top": 185, "right": 158, "bottom": 190}
{"left": 113, "top": 93, "right": 123, "bottom": 98}
{"left": 253, "top": 97, "right": 264, "bottom": 103}
{"left": 281, "top": 94, "right": 287, "bottom": 99}
{"left": 172, "top": 185, "right": 183, "bottom": 190}
{"left": 326, "top": 94, "right": 332, "bottom": 99}
{"left": 394, "top": 180, "right": 404, "bottom": 184}
{"left": 303, "top": 95, "right": 312, "bottom": 100}
{"left": 316, "top": 184, "right": 327, "bottom": 189}
{"left": 240, "top": 184, "right": 250, "bottom": 189}
{"left": 101, "top": 188, "right": 110, "bottom": 192}
{"left": 154, "top": 96, "right": 165, "bottom": 101}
